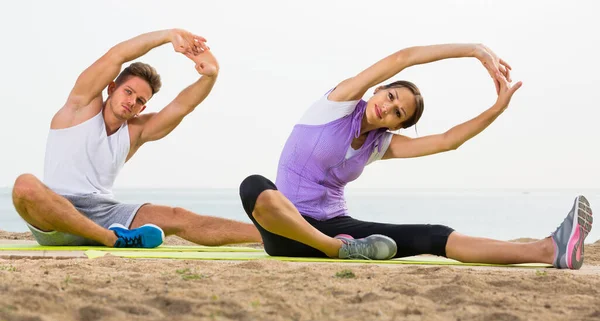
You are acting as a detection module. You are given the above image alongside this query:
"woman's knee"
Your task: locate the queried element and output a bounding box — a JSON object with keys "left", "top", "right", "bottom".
{"left": 253, "top": 190, "right": 281, "bottom": 215}
{"left": 239, "top": 174, "right": 278, "bottom": 216}
{"left": 428, "top": 224, "right": 455, "bottom": 257}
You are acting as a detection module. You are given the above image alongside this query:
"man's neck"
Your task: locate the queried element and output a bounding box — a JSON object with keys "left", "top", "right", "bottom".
{"left": 102, "top": 103, "right": 126, "bottom": 136}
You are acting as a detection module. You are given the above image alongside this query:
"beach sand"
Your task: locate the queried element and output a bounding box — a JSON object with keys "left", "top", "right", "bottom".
{"left": 1, "top": 231, "right": 600, "bottom": 321}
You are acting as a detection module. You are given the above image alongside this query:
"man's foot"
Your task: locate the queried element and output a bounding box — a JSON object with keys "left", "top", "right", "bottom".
{"left": 337, "top": 234, "right": 397, "bottom": 260}
{"left": 551, "top": 195, "right": 593, "bottom": 269}
{"left": 109, "top": 223, "right": 165, "bottom": 248}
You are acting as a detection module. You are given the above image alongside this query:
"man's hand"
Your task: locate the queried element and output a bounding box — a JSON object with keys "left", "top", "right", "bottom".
{"left": 185, "top": 50, "right": 219, "bottom": 77}
{"left": 169, "top": 29, "right": 208, "bottom": 55}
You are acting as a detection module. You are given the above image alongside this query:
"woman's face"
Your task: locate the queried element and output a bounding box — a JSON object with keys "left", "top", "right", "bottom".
{"left": 365, "top": 86, "right": 417, "bottom": 130}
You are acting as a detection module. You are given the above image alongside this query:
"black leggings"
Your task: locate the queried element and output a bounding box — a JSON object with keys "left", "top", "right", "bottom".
{"left": 239, "top": 174, "right": 454, "bottom": 258}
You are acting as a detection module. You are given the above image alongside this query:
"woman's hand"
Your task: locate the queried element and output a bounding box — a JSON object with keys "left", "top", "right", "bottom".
{"left": 495, "top": 72, "right": 522, "bottom": 111}
{"left": 474, "top": 44, "right": 512, "bottom": 94}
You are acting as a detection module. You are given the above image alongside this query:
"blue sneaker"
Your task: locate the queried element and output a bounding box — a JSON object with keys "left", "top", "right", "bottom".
{"left": 109, "top": 223, "right": 165, "bottom": 248}
{"left": 551, "top": 195, "right": 593, "bottom": 269}
{"left": 337, "top": 234, "right": 397, "bottom": 260}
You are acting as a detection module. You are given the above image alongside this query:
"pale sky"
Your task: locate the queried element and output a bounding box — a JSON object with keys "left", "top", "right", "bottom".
{"left": 0, "top": 0, "right": 598, "bottom": 189}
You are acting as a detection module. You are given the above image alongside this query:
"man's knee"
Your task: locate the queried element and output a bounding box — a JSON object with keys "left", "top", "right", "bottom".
{"left": 171, "top": 206, "right": 191, "bottom": 226}
{"left": 239, "top": 174, "right": 278, "bottom": 216}
{"left": 11, "top": 174, "right": 54, "bottom": 230}
{"left": 12, "top": 173, "right": 43, "bottom": 203}
{"left": 132, "top": 204, "right": 178, "bottom": 232}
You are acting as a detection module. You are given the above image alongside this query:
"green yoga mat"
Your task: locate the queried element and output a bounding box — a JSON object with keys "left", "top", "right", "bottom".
{"left": 0, "top": 244, "right": 262, "bottom": 252}
{"left": 84, "top": 250, "right": 552, "bottom": 268}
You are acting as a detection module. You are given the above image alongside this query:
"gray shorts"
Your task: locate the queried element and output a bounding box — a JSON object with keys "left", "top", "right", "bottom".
{"left": 27, "top": 194, "right": 146, "bottom": 246}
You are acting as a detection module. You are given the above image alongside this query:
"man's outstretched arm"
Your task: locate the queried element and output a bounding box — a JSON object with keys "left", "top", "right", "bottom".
{"left": 66, "top": 29, "right": 206, "bottom": 109}
{"left": 137, "top": 50, "right": 219, "bottom": 144}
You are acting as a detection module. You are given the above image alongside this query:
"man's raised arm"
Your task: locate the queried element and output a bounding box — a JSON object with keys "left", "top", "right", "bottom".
{"left": 137, "top": 50, "right": 219, "bottom": 144}
{"left": 66, "top": 29, "right": 206, "bottom": 109}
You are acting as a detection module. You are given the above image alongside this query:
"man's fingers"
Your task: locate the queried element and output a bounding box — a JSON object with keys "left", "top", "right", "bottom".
{"left": 195, "top": 39, "right": 208, "bottom": 52}
{"left": 179, "top": 34, "right": 196, "bottom": 54}
{"left": 186, "top": 35, "right": 200, "bottom": 54}
{"left": 176, "top": 41, "right": 192, "bottom": 54}
{"left": 194, "top": 35, "right": 207, "bottom": 43}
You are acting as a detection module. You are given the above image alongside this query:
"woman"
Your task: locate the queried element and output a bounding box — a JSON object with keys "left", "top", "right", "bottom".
{"left": 239, "top": 43, "right": 593, "bottom": 269}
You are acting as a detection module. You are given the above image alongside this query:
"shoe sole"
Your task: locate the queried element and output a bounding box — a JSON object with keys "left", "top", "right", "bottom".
{"left": 142, "top": 223, "right": 166, "bottom": 242}
{"left": 566, "top": 196, "right": 593, "bottom": 269}
{"left": 140, "top": 223, "right": 165, "bottom": 248}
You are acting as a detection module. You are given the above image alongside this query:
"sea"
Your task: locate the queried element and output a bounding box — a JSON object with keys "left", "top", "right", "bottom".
{"left": 1, "top": 188, "right": 598, "bottom": 243}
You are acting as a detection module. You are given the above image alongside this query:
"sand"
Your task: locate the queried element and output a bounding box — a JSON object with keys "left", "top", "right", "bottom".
{"left": 1, "top": 232, "right": 600, "bottom": 321}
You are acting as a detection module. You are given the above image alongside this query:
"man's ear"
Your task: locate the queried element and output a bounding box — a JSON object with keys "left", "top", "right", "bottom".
{"left": 107, "top": 81, "right": 117, "bottom": 95}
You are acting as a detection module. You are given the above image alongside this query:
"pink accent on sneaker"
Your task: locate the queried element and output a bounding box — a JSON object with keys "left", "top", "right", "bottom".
{"left": 576, "top": 236, "right": 583, "bottom": 263}
{"left": 552, "top": 236, "right": 559, "bottom": 263}
{"left": 566, "top": 225, "right": 582, "bottom": 269}
{"left": 335, "top": 234, "right": 354, "bottom": 239}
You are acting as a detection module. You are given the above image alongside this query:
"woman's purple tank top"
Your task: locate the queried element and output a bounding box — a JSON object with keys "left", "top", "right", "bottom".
{"left": 275, "top": 98, "right": 387, "bottom": 220}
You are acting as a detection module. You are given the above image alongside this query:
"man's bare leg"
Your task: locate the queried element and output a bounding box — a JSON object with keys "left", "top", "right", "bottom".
{"left": 11, "top": 174, "right": 117, "bottom": 246}
{"left": 131, "top": 204, "right": 262, "bottom": 246}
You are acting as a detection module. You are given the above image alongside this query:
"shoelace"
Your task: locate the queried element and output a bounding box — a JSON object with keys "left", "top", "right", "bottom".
{"left": 551, "top": 211, "right": 574, "bottom": 238}
{"left": 121, "top": 235, "right": 143, "bottom": 247}
{"left": 342, "top": 240, "right": 373, "bottom": 260}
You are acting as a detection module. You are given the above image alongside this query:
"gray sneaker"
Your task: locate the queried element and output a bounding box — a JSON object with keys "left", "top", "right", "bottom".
{"left": 551, "top": 195, "right": 593, "bottom": 269}
{"left": 337, "top": 234, "right": 397, "bottom": 260}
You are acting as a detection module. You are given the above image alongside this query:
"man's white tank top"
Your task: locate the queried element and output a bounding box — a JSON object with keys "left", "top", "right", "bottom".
{"left": 43, "top": 110, "right": 130, "bottom": 197}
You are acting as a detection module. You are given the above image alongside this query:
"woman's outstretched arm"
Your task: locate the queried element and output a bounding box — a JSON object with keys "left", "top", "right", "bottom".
{"left": 329, "top": 43, "right": 511, "bottom": 102}
{"left": 382, "top": 73, "right": 522, "bottom": 159}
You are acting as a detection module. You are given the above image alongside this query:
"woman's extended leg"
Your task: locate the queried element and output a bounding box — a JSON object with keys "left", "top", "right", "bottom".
{"left": 447, "top": 195, "right": 592, "bottom": 269}
{"left": 310, "top": 195, "right": 593, "bottom": 269}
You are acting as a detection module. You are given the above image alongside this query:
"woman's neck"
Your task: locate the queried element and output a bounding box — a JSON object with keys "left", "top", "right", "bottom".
{"left": 360, "top": 113, "right": 379, "bottom": 135}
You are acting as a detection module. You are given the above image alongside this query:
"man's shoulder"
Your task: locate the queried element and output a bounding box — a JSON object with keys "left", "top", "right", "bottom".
{"left": 127, "top": 112, "right": 156, "bottom": 127}
{"left": 51, "top": 97, "right": 104, "bottom": 130}
{"left": 127, "top": 112, "right": 158, "bottom": 148}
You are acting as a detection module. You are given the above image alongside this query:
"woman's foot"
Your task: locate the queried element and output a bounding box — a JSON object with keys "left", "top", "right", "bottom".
{"left": 336, "top": 234, "right": 397, "bottom": 260}
{"left": 551, "top": 195, "right": 593, "bottom": 269}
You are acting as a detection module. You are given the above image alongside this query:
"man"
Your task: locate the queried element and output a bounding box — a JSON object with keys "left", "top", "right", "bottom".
{"left": 11, "top": 29, "right": 261, "bottom": 248}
